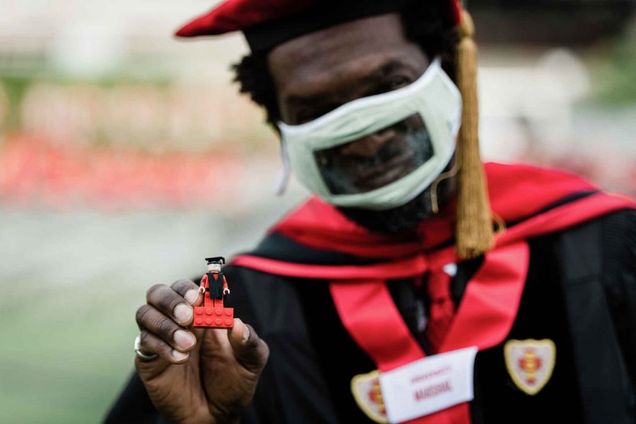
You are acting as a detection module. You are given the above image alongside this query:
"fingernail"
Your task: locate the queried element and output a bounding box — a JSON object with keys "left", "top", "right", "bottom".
{"left": 173, "top": 303, "right": 192, "bottom": 323}
{"left": 242, "top": 324, "right": 250, "bottom": 344}
{"left": 184, "top": 289, "right": 199, "bottom": 304}
{"left": 174, "top": 330, "right": 196, "bottom": 350}
{"left": 172, "top": 350, "right": 189, "bottom": 361}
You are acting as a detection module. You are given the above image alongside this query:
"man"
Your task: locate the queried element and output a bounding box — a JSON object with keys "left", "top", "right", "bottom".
{"left": 106, "top": 0, "right": 636, "bottom": 423}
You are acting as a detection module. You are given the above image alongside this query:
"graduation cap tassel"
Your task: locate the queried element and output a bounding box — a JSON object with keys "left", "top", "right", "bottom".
{"left": 455, "top": 10, "right": 494, "bottom": 259}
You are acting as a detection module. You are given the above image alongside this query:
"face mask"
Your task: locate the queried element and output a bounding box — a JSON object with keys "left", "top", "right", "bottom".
{"left": 278, "top": 57, "right": 462, "bottom": 211}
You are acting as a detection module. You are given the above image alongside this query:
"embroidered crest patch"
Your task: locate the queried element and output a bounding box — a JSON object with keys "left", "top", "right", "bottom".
{"left": 504, "top": 339, "right": 556, "bottom": 395}
{"left": 351, "top": 370, "right": 388, "bottom": 423}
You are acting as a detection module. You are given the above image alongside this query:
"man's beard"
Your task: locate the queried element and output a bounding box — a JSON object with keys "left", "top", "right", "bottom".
{"left": 337, "top": 159, "right": 457, "bottom": 234}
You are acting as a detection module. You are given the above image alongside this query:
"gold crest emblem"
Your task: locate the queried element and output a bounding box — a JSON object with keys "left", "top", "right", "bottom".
{"left": 351, "top": 370, "right": 388, "bottom": 423}
{"left": 504, "top": 339, "right": 556, "bottom": 395}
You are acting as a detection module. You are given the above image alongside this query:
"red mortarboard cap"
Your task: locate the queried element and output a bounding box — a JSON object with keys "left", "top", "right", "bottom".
{"left": 175, "top": 0, "right": 313, "bottom": 37}
{"left": 176, "top": 0, "right": 463, "bottom": 52}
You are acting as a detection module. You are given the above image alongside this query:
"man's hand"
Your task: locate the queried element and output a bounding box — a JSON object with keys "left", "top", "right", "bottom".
{"left": 134, "top": 279, "right": 269, "bottom": 424}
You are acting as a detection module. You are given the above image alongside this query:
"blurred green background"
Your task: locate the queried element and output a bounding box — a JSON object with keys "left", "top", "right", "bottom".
{"left": 1, "top": 0, "right": 635, "bottom": 422}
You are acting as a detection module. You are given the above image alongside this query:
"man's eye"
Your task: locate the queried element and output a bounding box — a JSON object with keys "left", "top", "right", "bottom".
{"left": 369, "top": 76, "right": 413, "bottom": 96}
{"left": 295, "top": 106, "right": 333, "bottom": 124}
{"left": 386, "top": 76, "right": 411, "bottom": 90}
{"left": 295, "top": 111, "right": 319, "bottom": 124}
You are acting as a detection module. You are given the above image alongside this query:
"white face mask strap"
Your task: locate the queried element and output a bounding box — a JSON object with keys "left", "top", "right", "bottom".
{"left": 429, "top": 155, "right": 459, "bottom": 214}
{"left": 275, "top": 137, "right": 291, "bottom": 196}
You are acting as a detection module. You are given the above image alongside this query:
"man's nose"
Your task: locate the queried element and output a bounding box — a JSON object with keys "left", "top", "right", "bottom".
{"left": 339, "top": 127, "right": 397, "bottom": 157}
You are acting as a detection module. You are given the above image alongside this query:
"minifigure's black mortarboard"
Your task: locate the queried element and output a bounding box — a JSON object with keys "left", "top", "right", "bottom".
{"left": 178, "top": 0, "right": 494, "bottom": 259}
{"left": 205, "top": 256, "right": 226, "bottom": 265}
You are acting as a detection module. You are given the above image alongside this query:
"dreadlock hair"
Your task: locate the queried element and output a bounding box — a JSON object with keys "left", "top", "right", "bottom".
{"left": 232, "top": 2, "right": 458, "bottom": 126}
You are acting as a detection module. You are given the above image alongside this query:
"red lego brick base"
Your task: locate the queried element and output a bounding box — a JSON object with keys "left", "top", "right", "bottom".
{"left": 193, "top": 304, "right": 234, "bottom": 328}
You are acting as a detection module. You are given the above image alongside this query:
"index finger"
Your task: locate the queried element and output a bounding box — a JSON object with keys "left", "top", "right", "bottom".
{"left": 170, "top": 278, "right": 203, "bottom": 306}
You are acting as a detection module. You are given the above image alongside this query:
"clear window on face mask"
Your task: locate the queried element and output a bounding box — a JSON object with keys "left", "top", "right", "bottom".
{"left": 314, "top": 113, "right": 434, "bottom": 195}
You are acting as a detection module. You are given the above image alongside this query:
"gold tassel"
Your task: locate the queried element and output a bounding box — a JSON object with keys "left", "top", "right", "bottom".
{"left": 455, "top": 10, "right": 494, "bottom": 259}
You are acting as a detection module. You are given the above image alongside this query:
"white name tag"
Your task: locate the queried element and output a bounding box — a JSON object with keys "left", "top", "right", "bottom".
{"left": 379, "top": 346, "right": 478, "bottom": 423}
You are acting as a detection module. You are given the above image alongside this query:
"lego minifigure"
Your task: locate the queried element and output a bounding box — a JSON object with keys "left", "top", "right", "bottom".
{"left": 193, "top": 256, "right": 234, "bottom": 328}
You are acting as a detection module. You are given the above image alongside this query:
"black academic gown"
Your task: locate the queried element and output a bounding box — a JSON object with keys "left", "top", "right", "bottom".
{"left": 105, "top": 209, "right": 636, "bottom": 424}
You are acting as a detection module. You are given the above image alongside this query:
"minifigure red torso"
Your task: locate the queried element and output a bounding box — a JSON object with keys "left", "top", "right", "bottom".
{"left": 201, "top": 272, "right": 229, "bottom": 300}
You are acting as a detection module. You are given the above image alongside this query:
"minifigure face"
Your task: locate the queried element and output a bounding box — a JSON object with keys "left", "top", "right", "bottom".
{"left": 207, "top": 263, "right": 222, "bottom": 273}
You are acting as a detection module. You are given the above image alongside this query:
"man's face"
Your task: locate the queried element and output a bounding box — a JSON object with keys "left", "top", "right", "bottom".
{"left": 268, "top": 14, "right": 428, "bottom": 124}
{"left": 268, "top": 13, "right": 455, "bottom": 233}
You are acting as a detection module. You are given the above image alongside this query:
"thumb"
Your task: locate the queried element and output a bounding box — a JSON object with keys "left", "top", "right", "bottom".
{"left": 228, "top": 319, "right": 269, "bottom": 374}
